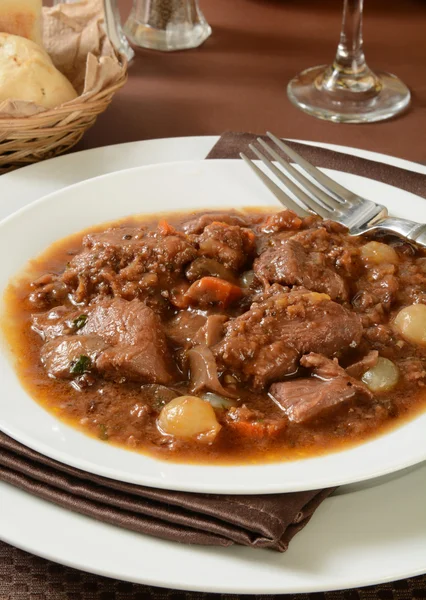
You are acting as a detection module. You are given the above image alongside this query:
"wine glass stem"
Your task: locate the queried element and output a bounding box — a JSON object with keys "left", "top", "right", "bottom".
{"left": 322, "top": 0, "right": 380, "bottom": 95}
{"left": 335, "top": 0, "right": 366, "bottom": 74}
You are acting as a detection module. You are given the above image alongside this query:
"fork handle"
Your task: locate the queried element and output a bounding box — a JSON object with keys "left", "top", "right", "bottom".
{"left": 358, "top": 217, "right": 426, "bottom": 248}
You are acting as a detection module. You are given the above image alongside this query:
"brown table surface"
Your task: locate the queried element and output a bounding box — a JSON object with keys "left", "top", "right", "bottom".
{"left": 2, "top": 0, "right": 426, "bottom": 598}
{"left": 76, "top": 0, "right": 426, "bottom": 163}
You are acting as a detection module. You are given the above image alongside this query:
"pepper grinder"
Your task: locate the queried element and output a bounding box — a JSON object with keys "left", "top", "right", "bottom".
{"left": 123, "top": 0, "right": 212, "bottom": 52}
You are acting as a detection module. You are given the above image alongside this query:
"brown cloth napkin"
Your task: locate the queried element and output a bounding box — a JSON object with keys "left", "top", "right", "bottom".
{"left": 0, "top": 432, "right": 331, "bottom": 551}
{"left": 2, "top": 132, "right": 425, "bottom": 553}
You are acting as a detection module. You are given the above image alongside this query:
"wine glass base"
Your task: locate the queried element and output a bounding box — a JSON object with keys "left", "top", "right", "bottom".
{"left": 287, "top": 65, "right": 411, "bottom": 123}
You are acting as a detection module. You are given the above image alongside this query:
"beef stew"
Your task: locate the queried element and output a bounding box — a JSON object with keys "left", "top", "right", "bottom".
{"left": 3, "top": 208, "right": 426, "bottom": 464}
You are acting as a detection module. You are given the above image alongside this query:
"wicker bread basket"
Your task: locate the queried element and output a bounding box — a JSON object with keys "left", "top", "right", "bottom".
{"left": 0, "top": 68, "right": 127, "bottom": 175}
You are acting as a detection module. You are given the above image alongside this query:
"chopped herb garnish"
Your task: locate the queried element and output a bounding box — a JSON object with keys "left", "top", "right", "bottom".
{"left": 98, "top": 424, "right": 109, "bottom": 441}
{"left": 73, "top": 314, "right": 88, "bottom": 330}
{"left": 70, "top": 355, "right": 92, "bottom": 375}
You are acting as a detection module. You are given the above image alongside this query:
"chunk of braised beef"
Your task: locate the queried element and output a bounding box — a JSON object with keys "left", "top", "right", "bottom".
{"left": 29, "top": 273, "right": 70, "bottom": 309}
{"left": 395, "top": 260, "right": 426, "bottom": 305}
{"left": 41, "top": 335, "right": 108, "bottom": 379}
{"left": 213, "top": 289, "right": 363, "bottom": 388}
{"left": 249, "top": 283, "right": 291, "bottom": 304}
{"left": 196, "top": 222, "right": 256, "bottom": 271}
{"left": 291, "top": 225, "right": 362, "bottom": 280}
{"left": 254, "top": 239, "right": 348, "bottom": 301}
{"left": 81, "top": 298, "right": 178, "bottom": 384}
{"left": 96, "top": 346, "right": 174, "bottom": 384}
{"left": 260, "top": 210, "right": 320, "bottom": 234}
{"left": 354, "top": 263, "right": 399, "bottom": 312}
{"left": 260, "top": 210, "right": 303, "bottom": 233}
{"left": 301, "top": 352, "right": 345, "bottom": 376}
{"left": 364, "top": 324, "right": 394, "bottom": 348}
{"left": 39, "top": 298, "right": 178, "bottom": 385}
{"left": 86, "top": 226, "right": 147, "bottom": 251}
{"left": 182, "top": 212, "right": 254, "bottom": 234}
{"left": 61, "top": 226, "right": 197, "bottom": 304}
{"left": 291, "top": 226, "right": 337, "bottom": 254}
{"left": 351, "top": 266, "right": 400, "bottom": 333}
{"left": 321, "top": 220, "right": 350, "bottom": 234}
{"left": 270, "top": 353, "right": 372, "bottom": 424}
{"left": 345, "top": 350, "right": 379, "bottom": 378}
{"left": 32, "top": 306, "right": 83, "bottom": 340}
{"left": 185, "top": 257, "right": 237, "bottom": 282}
{"left": 397, "top": 358, "right": 426, "bottom": 385}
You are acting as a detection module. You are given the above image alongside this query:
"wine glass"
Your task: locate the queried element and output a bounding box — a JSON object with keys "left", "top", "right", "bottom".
{"left": 287, "top": 0, "right": 411, "bottom": 123}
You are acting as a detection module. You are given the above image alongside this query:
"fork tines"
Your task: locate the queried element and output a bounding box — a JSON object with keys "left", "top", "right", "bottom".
{"left": 241, "top": 132, "right": 355, "bottom": 220}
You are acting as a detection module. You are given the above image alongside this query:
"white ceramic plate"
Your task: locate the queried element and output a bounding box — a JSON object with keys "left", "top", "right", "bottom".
{"left": 1, "top": 159, "right": 426, "bottom": 494}
{"left": 0, "top": 139, "right": 425, "bottom": 593}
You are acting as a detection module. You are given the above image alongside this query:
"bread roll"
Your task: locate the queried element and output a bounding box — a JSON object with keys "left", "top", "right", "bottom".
{"left": 0, "top": 0, "right": 43, "bottom": 45}
{"left": 0, "top": 33, "right": 78, "bottom": 109}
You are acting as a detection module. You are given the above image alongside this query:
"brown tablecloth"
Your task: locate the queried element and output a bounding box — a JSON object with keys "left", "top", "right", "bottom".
{"left": 75, "top": 0, "right": 426, "bottom": 163}
{"left": 2, "top": 0, "right": 426, "bottom": 597}
{"left": 0, "top": 542, "right": 425, "bottom": 600}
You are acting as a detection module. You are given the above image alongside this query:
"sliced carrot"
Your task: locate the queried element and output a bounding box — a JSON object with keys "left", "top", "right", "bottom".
{"left": 158, "top": 220, "right": 177, "bottom": 236}
{"left": 185, "top": 277, "right": 243, "bottom": 308}
{"left": 228, "top": 419, "right": 284, "bottom": 439}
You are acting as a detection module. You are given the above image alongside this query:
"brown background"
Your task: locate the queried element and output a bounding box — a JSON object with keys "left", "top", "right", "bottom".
{"left": 2, "top": 0, "right": 426, "bottom": 598}
{"left": 75, "top": 0, "right": 426, "bottom": 163}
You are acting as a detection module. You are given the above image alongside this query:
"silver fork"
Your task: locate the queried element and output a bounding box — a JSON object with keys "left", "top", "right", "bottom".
{"left": 241, "top": 132, "right": 426, "bottom": 247}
